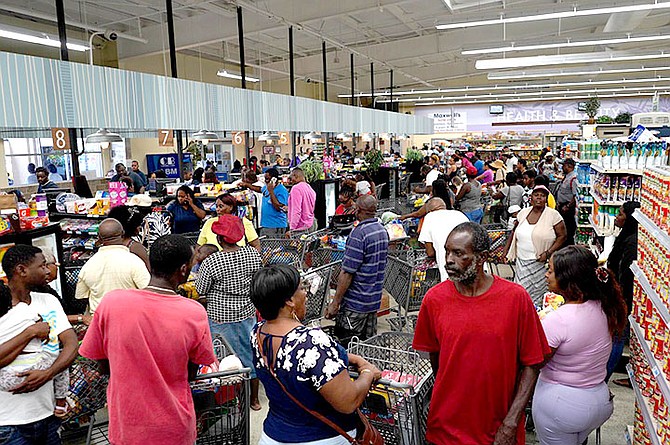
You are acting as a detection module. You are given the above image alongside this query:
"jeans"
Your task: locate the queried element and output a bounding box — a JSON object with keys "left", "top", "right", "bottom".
{"left": 606, "top": 323, "right": 630, "bottom": 381}
{"left": 209, "top": 317, "right": 257, "bottom": 378}
{"left": 463, "top": 208, "right": 484, "bottom": 224}
{"left": 0, "top": 416, "right": 61, "bottom": 445}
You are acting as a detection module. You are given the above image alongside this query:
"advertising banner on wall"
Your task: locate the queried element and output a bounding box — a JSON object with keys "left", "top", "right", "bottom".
{"left": 146, "top": 154, "right": 180, "bottom": 178}
{"left": 415, "top": 97, "right": 670, "bottom": 133}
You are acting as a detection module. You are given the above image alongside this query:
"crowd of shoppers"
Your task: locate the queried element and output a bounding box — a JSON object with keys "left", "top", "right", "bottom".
{"left": 0, "top": 146, "right": 636, "bottom": 445}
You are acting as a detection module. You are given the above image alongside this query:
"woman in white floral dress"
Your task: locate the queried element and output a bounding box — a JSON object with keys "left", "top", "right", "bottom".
{"left": 250, "top": 264, "right": 382, "bottom": 445}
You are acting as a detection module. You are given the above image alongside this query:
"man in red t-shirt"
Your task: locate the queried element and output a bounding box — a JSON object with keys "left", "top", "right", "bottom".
{"left": 413, "top": 222, "right": 550, "bottom": 445}
{"left": 80, "top": 235, "right": 216, "bottom": 445}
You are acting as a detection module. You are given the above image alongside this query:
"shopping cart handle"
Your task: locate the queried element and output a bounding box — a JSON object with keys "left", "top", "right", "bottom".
{"left": 348, "top": 371, "right": 413, "bottom": 390}
{"left": 192, "top": 368, "right": 252, "bottom": 381}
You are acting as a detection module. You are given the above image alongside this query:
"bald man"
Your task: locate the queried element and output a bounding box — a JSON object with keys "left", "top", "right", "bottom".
{"left": 75, "top": 218, "right": 151, "bottom": 315}
{"left": 418, "top": 198, "right": 470, "bottom": 282}
{"left": 325, "top": 195, "right": 389, "bottom": 345}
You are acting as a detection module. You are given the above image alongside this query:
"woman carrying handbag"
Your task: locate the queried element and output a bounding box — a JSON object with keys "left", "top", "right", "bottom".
{"left": 249, "top": 264, "right": 384, "bottom": 445}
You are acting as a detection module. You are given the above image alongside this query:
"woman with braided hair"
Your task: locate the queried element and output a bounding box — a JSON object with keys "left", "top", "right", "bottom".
{"left": 532, "top": 245, "right": 628, "bottom": 445}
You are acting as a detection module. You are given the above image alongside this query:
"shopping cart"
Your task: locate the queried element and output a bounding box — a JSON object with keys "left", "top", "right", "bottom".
{"left": 349, "top": 333, "right": 434, "bottom": 445}
{"left": 61, "top": 356, "right": 110, "bottom": 445}
{"left": 260, "top": 229, "right": 328, "bottom": 270}
{"left": 301, "top": 261, "right": 342, "bottom": 325}
{"left": 482, "top": 223, "right": 514, "bottom": 279}
{"left": 383, "top": 254, "right": 440, "bottom": 332}
{"left": 191, "top": 369, "right": 251, "bottom": 445}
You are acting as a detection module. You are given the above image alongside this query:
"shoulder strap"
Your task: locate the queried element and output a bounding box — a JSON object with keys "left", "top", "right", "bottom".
{"left": 255, "top": 332, "right": 357, "bottom": 444}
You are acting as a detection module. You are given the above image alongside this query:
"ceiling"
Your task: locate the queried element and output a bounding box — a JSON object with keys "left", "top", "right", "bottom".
{"left": 1, "top": 0, "right": 670, "bottom": 105}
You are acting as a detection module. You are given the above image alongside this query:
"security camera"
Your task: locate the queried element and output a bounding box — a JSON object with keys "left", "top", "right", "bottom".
{"left": 305, "top": 78, "right": 312, "bottom": 83}
{"left": 103, "top": 30, "right": 118, "bottom": 41}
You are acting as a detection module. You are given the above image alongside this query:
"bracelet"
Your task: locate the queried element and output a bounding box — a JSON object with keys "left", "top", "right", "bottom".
{"left": 77, "top": 316, "right": 83, "bottom": 323}
{"left": 360, "top": 369, "right": 372, "bottom": 374}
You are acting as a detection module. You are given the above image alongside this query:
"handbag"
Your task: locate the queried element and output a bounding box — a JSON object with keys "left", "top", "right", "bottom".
{"left": 257, "top": 332, "right": 384, "bottom": 445}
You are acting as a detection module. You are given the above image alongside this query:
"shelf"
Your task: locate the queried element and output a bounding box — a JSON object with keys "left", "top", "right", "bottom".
{"left": 634, "top": 209, "right": 670, "bottom": 253}
{"left": 578, "top": 202, "right": 593, "bottom": 207}
{"left": 577, "top": 223, "right": 592, "bottom": 229}
{"left": 590, "top": 189, "right": 625, "bottom": 206}
{"left": 625, "top": 425, "right": 633, "bottom": 445}
{"left": 590, "top": 163, "right": 643, "bottom": 175}
{"left": 589, "top": 215, "right": 615, "bottom": 237}
{"left": 574, "top": 158, "right": 595, "bottom": 164}
{"left": 50, "top": 212, "right": 104, "bottom": 220}
{"left": 627, "top": 364, "right": 662, "bottom": 445}
{"left": 630, "top": 263, "right": 670, "bottom": 326}
{"left": 629, "top": 317, "right": 670, "bottom": 408}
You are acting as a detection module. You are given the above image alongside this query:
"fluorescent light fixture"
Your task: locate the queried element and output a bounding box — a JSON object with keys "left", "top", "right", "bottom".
{"left": 436, "top": 2, "right": 670, "bottom": 30}
{"left": 217, "top": 69, "right": 260, "bottom": 83}
{"left": 377, "top": 85, "right": 670, "bottom": 103}
{"left": 463, "top": 34, "right": 670, "bottom": 55}
{"left": 340, "top": 77, "right": 670, "bottom": 98}
{"left": 415, "top": 91, "right": 664, "bottom": 106}
{"left": 488, "top": 65, "right": 670, "bottom": 80}
{"left": 304, "top": 131, "right": 323, "bottom": 141}
{"left": 476, "top": 51, "right": 670, "bottom": 70}
{"left": 336, "top": 132, "right": 353, "bottom": 141}
{"left": 191, "top": 129, "right": 220, "bottom": 145}
{"left": 0, "top": 28, "right": 88, "bottom": 52}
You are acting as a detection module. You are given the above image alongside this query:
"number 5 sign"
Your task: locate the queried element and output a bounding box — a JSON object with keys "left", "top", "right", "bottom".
{"left": 51, "top": 128, "right": 71, "bottom": 150}
{"left": 279, "top": 132, "right": 290, "bottom": 145}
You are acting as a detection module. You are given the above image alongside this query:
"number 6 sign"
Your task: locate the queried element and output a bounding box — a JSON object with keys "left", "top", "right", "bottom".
{"left": 51, "top": 128, "right": 71, "bottom": 150}
{"left": 233, "top": 132, "right": 245, "bottom": 145}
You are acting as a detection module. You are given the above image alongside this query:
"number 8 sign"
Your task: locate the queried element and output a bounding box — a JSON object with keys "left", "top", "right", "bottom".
{"left": 51, "top": 128, "right": 71, "bottom": 150}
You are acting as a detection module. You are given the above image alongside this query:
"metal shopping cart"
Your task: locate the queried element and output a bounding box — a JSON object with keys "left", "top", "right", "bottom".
{"left": 61, "top": 356, "right": 110, "bottom": 445}
{"left": 260, "top": 229, "right": 328, "bottom": 270}
{"left": 191, "top": 369, "right": 251, "bottom": 445}
{"left": 301, "top": 261, "right": 342, "bottom": 325}
{"left": 349, "top": 333, "right": 434, "bottom": 445}
{"left": 383, "top": 253, "right": 440, "bottom": 332}
{"left": 482, "top": 223, "right": 514, "bottom": 279}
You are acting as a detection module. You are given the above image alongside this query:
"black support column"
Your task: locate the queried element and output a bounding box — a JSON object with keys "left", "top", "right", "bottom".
{"left": 322, "top": 41, "right": 328, "bottom": 101}
{"left": 390, "top": 69, "right": 394, "bottom": 112}
{"left": 370, "top": 63, "right": 374, "bottom": 108}
{"left": 350, "top": 54, "right": 355, "bottom": 106}
{"left": 289, "top": 26, "right": 296, "bottom": 161}
{"left": 237, "top": 6, "right": 250, "bottom": 162}
{"left": 165, "top": 0, "right": 184, "bottom": 178}
{"left": 54, "top": 0, "right": 80, "bottom": 178}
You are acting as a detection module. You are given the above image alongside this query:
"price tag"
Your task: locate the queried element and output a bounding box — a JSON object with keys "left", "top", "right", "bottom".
{"left": 51, "top": 128, "right": 71, "bottom": 150}
{"left": 233, "top": 132, "right": 245, "bottom": 145}
{"left": 158, "top": 129, "right": 174, "bottom": 147}
{"left": 652, "top": 366, "right": 660, "bottom": 377}
{"left": 279, "top": 132, "right": 290, "bottom": 145}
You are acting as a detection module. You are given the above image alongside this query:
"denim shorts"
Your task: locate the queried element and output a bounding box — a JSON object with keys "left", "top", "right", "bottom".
{"left": 209, "top": 317, "right": 257, "bottom": 379}
{"left": 0, "top": 416, "right": 61, "bottom": 445}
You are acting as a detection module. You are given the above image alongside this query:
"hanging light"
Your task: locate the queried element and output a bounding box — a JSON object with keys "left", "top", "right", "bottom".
{"left": 85, "top": 128, "right": 123, "bottom": 149}
{"left": 304, "top": 131, "right": 323, "bottom": 141}
{"left": 336, "top": 132, "right": 353, "bottom": 141}
{"left": 400, "top": 133, "right": 410, "bottom": 139}
{"left": 258, "top": 131, "right": 280, "bottom": 142}
{"left": 361, "top": 133, "right": 373, "bottom": 142}
{"left": 191, "top": 129, "right": 220, "bottom": 145}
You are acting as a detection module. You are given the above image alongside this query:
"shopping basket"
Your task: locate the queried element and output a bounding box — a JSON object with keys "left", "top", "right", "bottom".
{"left": 383, "top": 254, "right": 440, "bottom": 331}
{"left": 482, "top": 223, "right": 513, "bottom": 278}
{"left": 349, "top": 333, "right": 434, "bottom": 445}
{"left": 190, "top": 369, "right": 251, "bottom": 445}
{"left": 61, "top": 356, "right": 110, "bottom": 445}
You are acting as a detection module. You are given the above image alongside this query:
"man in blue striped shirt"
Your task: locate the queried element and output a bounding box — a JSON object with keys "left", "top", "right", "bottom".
{"left": 326, "top": 195, "right": 389, "bottom": 345}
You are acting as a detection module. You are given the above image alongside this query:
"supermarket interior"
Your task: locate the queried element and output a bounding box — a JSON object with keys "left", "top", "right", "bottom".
{"left": 1, "top": 0, "right": 670, "bottom": 444}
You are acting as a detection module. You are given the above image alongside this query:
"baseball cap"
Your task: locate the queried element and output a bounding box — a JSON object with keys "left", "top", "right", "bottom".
{"left": 532, "top": 185, "right": 550, "bottom": 195}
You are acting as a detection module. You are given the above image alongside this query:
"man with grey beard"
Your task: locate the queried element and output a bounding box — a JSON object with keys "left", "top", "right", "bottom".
{"left": 412, "top": 222, "right": 550, "bottom": 445}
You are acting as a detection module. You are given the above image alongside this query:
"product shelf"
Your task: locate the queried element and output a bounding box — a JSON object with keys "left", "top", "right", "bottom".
{"left": 634, "top": 209, "right": 670, "bottom": 253}
{"left": 589, "top": 189, "right": 625, "bottom": 206}
{"left": 50, "top": 212, "right": 104, "bottom": 220}
{"left": 588, "top": 215, "right": 614, "bottom": 237}
{"left": 590, "top": 164, "right": 644, "bottom": 175}
{"left": 631, "top": 263, "right": 670, "bottom": 326}
{"left": 625, "top": 425, "right": 633, "bottom": 445}
{"left": 629, "top": 317, "right": 670, "bottom": 408}
{"left": 627, "top": 364, "right": 663, "bottom": 445}
{"left": 574, "top": 158, "right": 595, "bottom": 164}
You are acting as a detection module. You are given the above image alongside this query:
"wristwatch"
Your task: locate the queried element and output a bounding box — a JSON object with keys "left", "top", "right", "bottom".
{"left": 77, "top": 316, "right": 83, "bottom": 323}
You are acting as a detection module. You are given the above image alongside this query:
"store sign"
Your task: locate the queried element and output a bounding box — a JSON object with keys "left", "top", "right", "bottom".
{"left": 51, "top": 128, "right": 71, "bottom": 150}
{"left": 278, "top": 132, "right": 290, "bottom": 145}
{"left": 233, "top": 131, "right": 245, "bottom": 145}
{"left": 158, "top": 129, "right": 174, "bottom": 147}
{"left": 263, "top": 145, "right": 275, "bottom": 155}
{"left": 427, "top": 111, "right": 467, "bottom": 133}
{"left": 146, "top": 154, "right": 181, "bottom": 178}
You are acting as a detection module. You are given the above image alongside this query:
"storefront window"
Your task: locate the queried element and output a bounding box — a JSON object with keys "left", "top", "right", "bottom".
{"left": 4, "top": 138, "right": 106, "bottom": 186}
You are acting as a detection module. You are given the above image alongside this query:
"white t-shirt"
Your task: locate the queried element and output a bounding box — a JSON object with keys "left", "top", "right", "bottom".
{"left": 418, "top": 209, "right": 470, "bottom": 282}
{"left": 515, "top": 219, "right": 537, "bottom": 261}
{"left": 0, "top": 292, "right": 71, "bottom": 426}
{"left": 506, "top": 156, "right": 518, "bottom": 172}
{"left": 0, "top": 303, "right": 41, "bottom": 354}
{"left": 425, "top": 169, "right": 440, "bottom": 187}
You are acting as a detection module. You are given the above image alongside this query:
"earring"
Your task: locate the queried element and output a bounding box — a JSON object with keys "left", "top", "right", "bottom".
{"left": 291, "top": 309, "right": 300, "bottom": 323}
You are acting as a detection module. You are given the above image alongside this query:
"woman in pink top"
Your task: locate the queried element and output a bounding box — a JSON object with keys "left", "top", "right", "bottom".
{"left": 533, "top": 245, "right": 627, "bottom": 445}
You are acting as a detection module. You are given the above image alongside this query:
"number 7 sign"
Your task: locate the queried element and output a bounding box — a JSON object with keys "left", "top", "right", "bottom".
{"left": 158, "top": 130, "right": 174, "bottom": 147}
